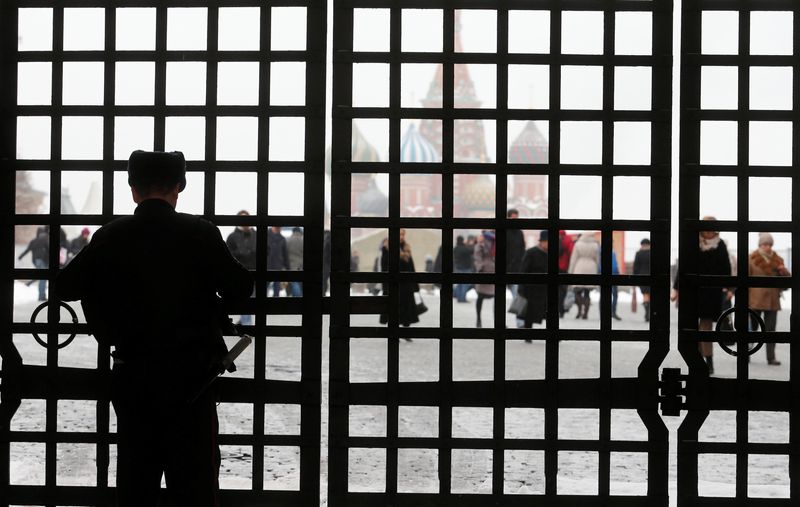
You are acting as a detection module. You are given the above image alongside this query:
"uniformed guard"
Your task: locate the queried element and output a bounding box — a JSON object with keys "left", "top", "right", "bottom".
{"left": 57, "top": 150, "right": 254, "bottom": 506}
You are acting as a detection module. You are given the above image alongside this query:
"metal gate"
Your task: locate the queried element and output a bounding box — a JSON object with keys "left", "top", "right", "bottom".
{"left": 329, "top": 0, "right": 674, "bottom": 504}
{"left": 677, "top": 0, "right": 799, "bottom": 504}
{"left": 1, "top": 1, "right": 325, "bottom": 505}
{"left": 1, "top": 0, "right": 798, "bottom": 505}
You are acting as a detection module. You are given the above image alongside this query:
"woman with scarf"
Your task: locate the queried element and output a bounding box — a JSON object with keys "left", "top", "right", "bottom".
{"left": 672, "top": 217, "right": 731, "bottom": 374}
{"left": 748, "top": 233, "right": 790, "bottom": 365}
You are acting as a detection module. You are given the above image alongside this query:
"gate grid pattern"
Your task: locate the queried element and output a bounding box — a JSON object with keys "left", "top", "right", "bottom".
{"left": 329, "top": 0, "right": 673, "bottom": 504}
{"left": 0, "top": 1, "right": 325, "bottom": 506}
{"left": 678, "top": 0, "right": 800, "bottom": 503}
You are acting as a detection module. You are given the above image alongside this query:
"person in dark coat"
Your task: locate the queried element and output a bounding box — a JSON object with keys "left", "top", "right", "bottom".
{"left": 18, "top": 226, "right": 50, "bottom": 300}
{"left": 322, "top": 230, "right": 331, "bottom": 296}
{"left": 506, "top": 209, "right": 526, "bottom": 275}
{"left": 633, "top": 238, "right": 651, "bottom": 321}
{"left": 519, "top": 230, "right": 549, "bottom": 328}
{"left": 379, "top": 229, "right": 420, "bottom": 329}
{"left": 453, "top": 235, "right": 474, "bottom": 302}
{"left": 671, "top": 216, "right": 731, "bottom": 374}
{"left": 226, "top": 210, "right": 256, "bottom": 325}
{"left": 67, "top": 227, "right": 91, "bottom": 261}
{"left": 56, "top": 150, "right": 254, "bottom": 507}
{"left": 266, "top": 226, "right": 289, "bottom": 296}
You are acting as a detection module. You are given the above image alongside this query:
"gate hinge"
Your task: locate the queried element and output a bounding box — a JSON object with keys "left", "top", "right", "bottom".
{"left": 659, "top": 367, "right": 688, "bottom": 416}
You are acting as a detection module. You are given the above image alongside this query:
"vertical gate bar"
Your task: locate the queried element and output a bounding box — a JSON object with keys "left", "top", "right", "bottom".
{"left": 301, "top": 4, "right": 326, "bottom": 504}
{"left": 328, "top": 3, "right": 353, "bottom": 504}
{"left": 678, "top": 0, "right": 704, "bottom": 502}
{"left": 493, "top": 3, "right": 509, "bottom": 499}
{"left": 544, "top": 4, "right": 561, "bottom": 498}
{"left": 645, "top": 0, "right": 673, "bottom": 502}
{"left": 0, "top": 4, "right": 20, "bottom": 507}
{"left": 153, "top": 1, "right": 166, "bottom": 153}
{"left": 202, "top": 6, "right": 218, "bottom": 219}
{"left": 598, "top": 1, "right": 615, "bottom": 498}
{"left": 440, "top": 5, "right": 455, "bottom": 497}
{"left": 792, "top": 1, "right": 800, "bottom": 498}
{"left": 734, "top": 8, "right": 751, "bottom": 501}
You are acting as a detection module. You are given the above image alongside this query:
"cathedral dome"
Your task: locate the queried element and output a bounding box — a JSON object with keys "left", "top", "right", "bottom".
{"left": 401, "top": 123, "right": 440, "bottom": 163}
{"left": 461, "top": 175, "right": 495, "bottom": 211}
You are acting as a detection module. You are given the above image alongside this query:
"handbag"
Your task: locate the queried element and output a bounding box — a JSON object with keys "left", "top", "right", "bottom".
{"left": 415, "top": 292, "right": 428, "bottom": 315}
{"left": 508, "top": 294, "right": 528, "bottom": 316}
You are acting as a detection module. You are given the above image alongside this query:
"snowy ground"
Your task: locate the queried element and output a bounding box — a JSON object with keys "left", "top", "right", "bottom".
{"left": 7, "top": 281, "right": 793, "bottom": 504}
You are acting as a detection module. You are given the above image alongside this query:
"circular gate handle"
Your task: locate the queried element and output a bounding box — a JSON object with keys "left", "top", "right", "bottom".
{"left": 715, "top": 306, "right": 765, "bottom": 357}
{"left": 30, "top": 300, "right": 79, "bottom": 349}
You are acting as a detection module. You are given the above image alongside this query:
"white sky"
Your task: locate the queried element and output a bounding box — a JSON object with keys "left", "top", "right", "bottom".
{"left": 14, "top": 5, "right": 795, "bottom": 259}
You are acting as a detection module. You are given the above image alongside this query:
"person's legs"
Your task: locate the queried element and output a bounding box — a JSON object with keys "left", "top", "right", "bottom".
{"left": 476, "top": 294, "right": 484, "bottom": 327}
{"left": 289, "top": 281, "right": 303, "bottom": 297}
{"left": 558, "top": 282, "right": 567, "bottom": 318}
{"left": 270, "top": 281, "right": 281, "bottom": 297}
{"left": 581, "top": 289, "right": 590, "bottom": 319}
{"left": 611, "top": 285, "right": 620, "bottom": 319}
{"left": 162, "top": 394, "right": 220, "bottom": 507}
{"left": 112, "top": 368, "right": 164, "bottom": 507}
{"left": 698, "top": 318, "right": 714, "bottom": 373}
{"left": 762, "top": 310, "right": 779, "bottom": 364}
{"left": 33, "top": 258, "right": 47, "bottom": 300}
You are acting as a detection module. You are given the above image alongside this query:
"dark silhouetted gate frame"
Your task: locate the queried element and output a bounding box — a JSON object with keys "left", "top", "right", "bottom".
{"left": 678, "top": 0, "right": 800, "bottom": 504}
{"left": 330, "top": 0, "right": 673, "bottom": 505}
{"left": 0, "top": 1, "right": 325, "bottom": 506}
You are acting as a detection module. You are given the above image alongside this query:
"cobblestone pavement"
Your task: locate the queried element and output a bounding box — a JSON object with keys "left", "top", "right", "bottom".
{"left": 9, "top": 282, "right": 792, "bottom": 503}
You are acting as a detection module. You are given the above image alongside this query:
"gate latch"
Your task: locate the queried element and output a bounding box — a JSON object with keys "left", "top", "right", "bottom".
{"left": 659, "top": 368, "right": 688, "bottom": 416}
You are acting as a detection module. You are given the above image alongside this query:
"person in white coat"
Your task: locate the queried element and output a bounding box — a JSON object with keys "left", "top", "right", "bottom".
{"left": 568, "top": 232, "right": 600, "bottom": 319}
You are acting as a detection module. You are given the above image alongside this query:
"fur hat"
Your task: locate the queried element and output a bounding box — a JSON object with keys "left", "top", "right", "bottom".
{"left": 127, "top": 150, "right": 186, "bottom": 192}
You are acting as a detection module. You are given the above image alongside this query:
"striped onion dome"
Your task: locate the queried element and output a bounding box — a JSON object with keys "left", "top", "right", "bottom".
{"left": 401, "top": 123, "right": 440, "bottom": 163}
{"left": 509, "top": 121, "right": 549, "bottom": 164}
{"left": 351, "top": 124, "right": 381, "bottom": 162}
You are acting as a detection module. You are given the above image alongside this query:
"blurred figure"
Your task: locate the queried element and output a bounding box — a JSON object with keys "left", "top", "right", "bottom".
{"left": 286, "top": 227, "right": 304, "bottom": 297}
{"left": 453, "top": 236, "right": 473, "bottom": 303}
{"left": 611, "top": 250, "right": 621, "bottom": 320}
{"left": 267, "top": 226, "right": 289, "bottom": 296}
{"left": 568, "top": 232, "right": 599, "bottom": 319}
{"left": 748, "top": 233, "right": 790, "bottom": 365}
{"left": 506, "top": 209, "right": 526, "bottom": 327}
{"left": 558, "top": 231, "right": 575, "bottom": 317}
{"left": 380, "top": 229, "right": 420, "bottom": 329}
{"left": 67, "top": 227, "right": 91, "bottom": 261}
{"left": 474, "top": 230, "right": 496, "bottom": 328}
{"left": 350, "top": 250, "right": 360, "bottom": 272}
{"left": 672, "top": 217, "right": 731, "bottom": 375}
{"left": 519, "top": 230, "right": 548, "bottom": 329}
{"left": 19, "top": 226, "right": 50, "bottom": 301}
{"left": 633, "top": 238, "right": 651, "bottom": 322}
{"left": 322, "top": 230, "right": 331, "bottom": 296}
{"left": 226, "top": 211, "right": 256, "bottom": 325}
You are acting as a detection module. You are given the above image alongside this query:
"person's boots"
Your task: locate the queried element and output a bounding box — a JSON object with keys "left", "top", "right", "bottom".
{"left": 705, "top": 356, "right": 714, "bottom": 375}
{"left": 582, "top": 298, "right": 590, "bottom": 319}
{"left": 643, "top": 302, "right": 650, "bottom": 322}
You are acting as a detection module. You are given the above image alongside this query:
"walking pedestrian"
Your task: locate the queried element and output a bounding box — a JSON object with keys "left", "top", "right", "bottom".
{"left": 267, "top": 226, "right": 289, "bottom": 296}
{"left": 18, "top": 226, "right": 50, "bottom": 301}
{"left": 56, "top": 150, "right": 253, "bottom": 506}
{"left": 568, "top": 232, "right": 600, "bottom": 319}
{"left": 286, "top": 227, "right": 304, "bottom": 297}
{"left": 558, "top": 230, "right": 575, "bottom": 317}
{"left": 66, "top": 227, "right": 91, "bottom": 262}
{"left": 506, "top": 209, "right": 526, "bottom": 327}
{"left": 611, "top": 250, "right": 622, "bottom": 320}
{"left": 379, "top": 229, "right": 420, "bottom": 329}
{"left": 633, "top": 238, "right": 651, "bottom": 321}
{"left": 453, "top": 236, "right": 474, "bottom": 302}
{"left": 671, "top": 217, "right": 731, "bottom": 374}
{"left": 226, "top": 211, "right": 256, "bottom": 324}
{"left": 748, "top": 232, "right": 790, "bottom": 365}
{"left": 519, "top": 230, "right": 548, "bottom": 328}
{"left": 474, "top": 230, "right": 496, "bottom": 328}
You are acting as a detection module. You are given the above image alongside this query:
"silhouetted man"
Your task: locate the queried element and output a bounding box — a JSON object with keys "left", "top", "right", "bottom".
{"left": 57, "top": 150, "right": 253, "bottom": 507}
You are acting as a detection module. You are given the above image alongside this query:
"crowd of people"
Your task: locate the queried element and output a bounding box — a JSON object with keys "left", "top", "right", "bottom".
{"left": 366, "top": 212, "right": 791, "bottom": 372}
